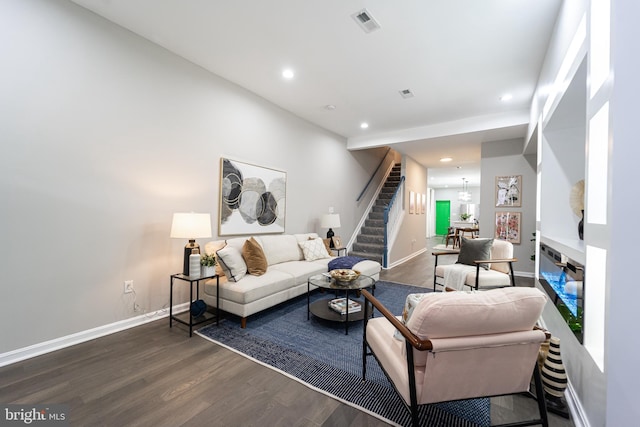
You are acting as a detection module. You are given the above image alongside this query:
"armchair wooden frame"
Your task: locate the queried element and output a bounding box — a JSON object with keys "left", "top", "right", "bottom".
{"left": 361, "top": 289, "right": 549, "bottom": 427}
{"left": 432, "top": 250, "right": 517, "bottom": 291}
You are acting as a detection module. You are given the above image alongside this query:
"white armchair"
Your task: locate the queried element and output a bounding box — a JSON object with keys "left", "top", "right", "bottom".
{"left": 433, "top": 237, "right": 517, "bottom": 291}
{"left": 361, "top": 287, "right": 549, "bottom": 427}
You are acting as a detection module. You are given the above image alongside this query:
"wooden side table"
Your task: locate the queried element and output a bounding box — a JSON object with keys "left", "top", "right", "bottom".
{"left": 169, "top": 273, "right": 219, "bottom": 337}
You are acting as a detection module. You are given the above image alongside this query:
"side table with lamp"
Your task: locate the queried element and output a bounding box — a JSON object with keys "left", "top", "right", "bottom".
{"left": 170, "top": 272, "right": 219, "bottom": 337}
{"left": 169, "top": 212, "right": 219, "bottom": 336}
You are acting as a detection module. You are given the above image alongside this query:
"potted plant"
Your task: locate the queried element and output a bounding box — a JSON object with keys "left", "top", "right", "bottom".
{"left": 460, "top": 213, "right": 471, "bottom": 221}
{"left": 200, "top": 253, "right": 217, "bottom": 277}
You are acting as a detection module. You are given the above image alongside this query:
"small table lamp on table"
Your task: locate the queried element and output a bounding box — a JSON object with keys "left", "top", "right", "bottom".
{"left": 321, "top": 213, "right": 341, "bottom": 248}
{"left": 170, "top": 212, "right": 212, "bottom": 276}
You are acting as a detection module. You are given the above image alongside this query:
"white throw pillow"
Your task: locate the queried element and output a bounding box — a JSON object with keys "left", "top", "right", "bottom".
{"left": 216, "top": 244, "right": 247, "bottom": 282}
{"left": 298, "top": 238, "right": 331, "bottom": 261}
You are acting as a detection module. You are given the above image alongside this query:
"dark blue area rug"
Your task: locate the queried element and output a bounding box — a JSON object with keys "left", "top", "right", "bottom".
{"left": 197, "top": 281, "right": 490, "bottom": 427}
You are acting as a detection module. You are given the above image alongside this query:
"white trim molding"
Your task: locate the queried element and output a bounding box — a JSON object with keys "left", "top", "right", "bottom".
{"left": 0, "top": 303, "right": 188, "bottom": 368}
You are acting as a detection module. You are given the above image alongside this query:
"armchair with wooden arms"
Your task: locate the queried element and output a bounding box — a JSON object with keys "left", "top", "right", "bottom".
{"left": 361, "top": 287, "right": 549, "bottom": 427}
{"left": 433, "top": 237, "right": 517, "bottom": 291}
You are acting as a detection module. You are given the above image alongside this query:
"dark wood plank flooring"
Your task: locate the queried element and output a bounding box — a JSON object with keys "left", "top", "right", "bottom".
{"left": 0, "top": 237, "right": 574, "bottom": 426}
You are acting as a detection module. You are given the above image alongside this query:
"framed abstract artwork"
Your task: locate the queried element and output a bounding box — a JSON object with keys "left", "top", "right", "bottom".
{"left": 495, "top": 211, "right": 521, "bottom": 244}
{"left": 219, "top": 158, "right": 286, "bottom": 235}
{"left": 421, "top": 193, "right": 426, "bottom": 214}
{"left": 495, "top": 175, "right": 522, "bottom": 207}
{"left": 409, "top": 191, "right": 415, "bottom": 214}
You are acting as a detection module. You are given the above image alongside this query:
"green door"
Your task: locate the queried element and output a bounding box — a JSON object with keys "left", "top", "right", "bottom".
{"left": 435, "top": 200, "right": 451, "bottom": 235}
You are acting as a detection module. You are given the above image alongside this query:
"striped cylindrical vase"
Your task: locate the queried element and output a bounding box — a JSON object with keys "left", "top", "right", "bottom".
{"left": 541, "top": 336, "right": 567, "bottom": 397}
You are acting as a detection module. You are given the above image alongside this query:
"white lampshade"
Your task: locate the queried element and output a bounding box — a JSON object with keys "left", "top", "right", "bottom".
{"left": 320, "top": 213, "right": 341, "bottom": 229}
{"left": 170, "top": 213, "right": 212, "bottom": 239}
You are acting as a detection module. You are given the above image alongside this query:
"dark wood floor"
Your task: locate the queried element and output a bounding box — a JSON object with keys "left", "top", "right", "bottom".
{"left": 0, "top": 238, "right": 574, "bottom": 426}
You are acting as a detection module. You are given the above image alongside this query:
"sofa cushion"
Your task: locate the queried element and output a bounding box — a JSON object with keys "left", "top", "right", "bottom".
{"left": 457, "top": 237, "right": 493, "bottom": 270}
{"left": 258, "top": 235, "right": 301, "bottom": 265}
{"left": 205, "top": 270, "right": 296, "bottom": 304}
{"left": 435, "top": 264, "right": 512, "bottom": 288}
{"left": 270, "top": 260, "right": 327, "bottom": 284}
{"left": 242, "top": 237, "right": 267, "bottom": 276}
{"left": 216, "top": 244, "right": 247, "bottom": 282}
{"left": 298, "top": 238, "right": 331, "bottom": 261}
{"left": 405, "top": 287, "right": 547, "bottom": 340}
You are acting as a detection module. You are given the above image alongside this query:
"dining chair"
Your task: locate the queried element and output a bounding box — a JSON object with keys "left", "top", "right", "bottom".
{"left": 444, "top": 226, "right": 459, "bottom": 248}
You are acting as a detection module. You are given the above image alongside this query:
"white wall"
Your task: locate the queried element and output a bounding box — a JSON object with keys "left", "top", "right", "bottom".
{"left": 527, "top": 0, "right": 640, "bottom": 425}
{"left": 432, "top": 186, "right": 481, "bottom": 222}
{"left": 389, "top": 155, "right": 427, "bottom": 264}
{"left": 0, "top": 0, "right": 384, "bottom": 354}
{"left": 606, "top": 0, "right": 640, "bottom": 424}
{"left": 480, "top": 139, "right": 537, "bottom": 275}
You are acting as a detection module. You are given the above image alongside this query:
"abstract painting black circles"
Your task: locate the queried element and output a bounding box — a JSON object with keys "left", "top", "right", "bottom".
{"left": 219, "top": 158, "right": 286, "bottom": 235}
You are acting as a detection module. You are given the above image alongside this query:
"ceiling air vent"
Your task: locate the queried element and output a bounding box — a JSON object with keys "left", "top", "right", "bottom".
{"left": 399, "top": 89, "right": 414, "bottom": 99}
{"left": 351, "top": 9, "right": 381, "bottom": 33}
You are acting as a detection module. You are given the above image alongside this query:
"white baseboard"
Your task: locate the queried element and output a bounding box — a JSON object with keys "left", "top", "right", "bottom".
{"left": 565, "top": 380, "right": 589, "bottom": 427}
{"left": 0, "top": 303, "right": 189, "bottom": 368}
{"left": 385, "top": 248, "right": 427, "bottom": 269}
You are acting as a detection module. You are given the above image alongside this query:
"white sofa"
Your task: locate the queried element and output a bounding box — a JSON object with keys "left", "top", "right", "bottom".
{"left": 201, "top": 233, "right": 381, "bottom": 328}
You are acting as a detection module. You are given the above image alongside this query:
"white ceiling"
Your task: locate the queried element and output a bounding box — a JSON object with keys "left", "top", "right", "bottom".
{"left": 70, "top": 0, "right": 561, "bottom": 188}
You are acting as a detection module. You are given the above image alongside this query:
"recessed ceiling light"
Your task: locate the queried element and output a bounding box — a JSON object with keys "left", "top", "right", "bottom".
{"left": 282, "top": 69, "right": 294, "bottom": 79}
{"left": 360, "top": 122, "right": 369, "bottom": 129}
{"left": 440, "top": 157, "right": 453, "bottom": 162}
{"left": 500, "top": 93, "right": 513, "bottom": 101}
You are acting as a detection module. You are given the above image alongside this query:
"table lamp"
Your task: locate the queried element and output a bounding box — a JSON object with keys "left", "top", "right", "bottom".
{"left": 320, "top": 213, "right": 341, "bottom": 248}
{"left": 170, "top": 213, "right": 212, "bottom": 275}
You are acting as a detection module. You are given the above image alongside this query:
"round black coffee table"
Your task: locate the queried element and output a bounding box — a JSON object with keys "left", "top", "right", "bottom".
{"left": 307, "top": 273, "right": 376, "bottom": 334}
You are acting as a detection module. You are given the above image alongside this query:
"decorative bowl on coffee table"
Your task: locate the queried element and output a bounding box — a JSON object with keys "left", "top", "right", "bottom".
{"left": 330, "top": 269, "right": 360, "bottom": 286}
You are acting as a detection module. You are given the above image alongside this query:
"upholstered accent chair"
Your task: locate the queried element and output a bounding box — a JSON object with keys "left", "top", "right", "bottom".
{"left": 361, "top": 287, "right": 549, "bottom": 427}
{"left": 433, "top": 237, "right": 517, "bottom": 291}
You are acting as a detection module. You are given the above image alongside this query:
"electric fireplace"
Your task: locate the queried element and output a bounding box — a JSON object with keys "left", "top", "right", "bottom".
{"left": 538, "top": 243, "right": 584, "bottom": 343}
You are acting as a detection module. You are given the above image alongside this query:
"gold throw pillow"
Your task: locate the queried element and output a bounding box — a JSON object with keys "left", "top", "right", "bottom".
{"left": 242, "top": 237, "right": 268, "bottom": 276}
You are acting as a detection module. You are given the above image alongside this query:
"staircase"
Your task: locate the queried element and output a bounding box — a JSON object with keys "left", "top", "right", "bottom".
{"left": 350, "top": 164, "right": 402, "bottom": 264}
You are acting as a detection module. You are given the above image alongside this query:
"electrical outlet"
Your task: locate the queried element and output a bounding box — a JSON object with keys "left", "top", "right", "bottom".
{"left": 124, "top": 280, "right": 134, "bottom": 294}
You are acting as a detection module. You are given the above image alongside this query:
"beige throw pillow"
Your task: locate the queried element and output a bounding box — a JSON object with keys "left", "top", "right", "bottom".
{"left": 242, "top": 237, "right": 268, "bottom": 276}
{"left": 299, "top": 238, "right": 331, "bottom": 261}
{"left": 321, "top": 238, "right": 333, "bottom": 255}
